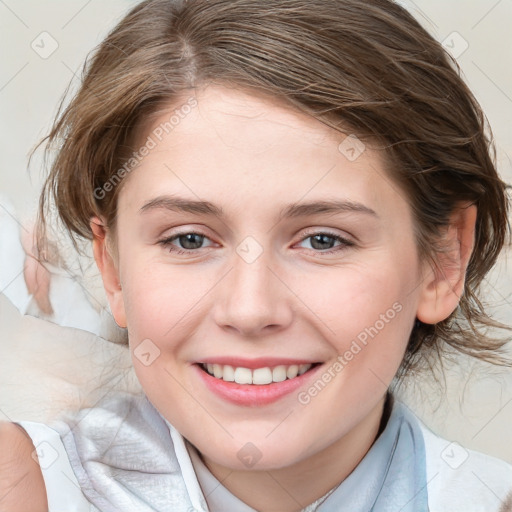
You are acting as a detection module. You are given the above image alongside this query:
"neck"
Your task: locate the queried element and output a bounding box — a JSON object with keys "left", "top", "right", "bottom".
{"left": 202, "top": 394, "right": 388, "bottom": 512}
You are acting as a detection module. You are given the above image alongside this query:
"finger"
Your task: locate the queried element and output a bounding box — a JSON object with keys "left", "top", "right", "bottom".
{"left": 23, "top": 255, "right": 53, "bottom": 315}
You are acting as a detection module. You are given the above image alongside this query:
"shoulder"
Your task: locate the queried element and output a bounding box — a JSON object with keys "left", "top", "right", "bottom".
{"left": 408, "top": 411, "right": 512, "bottom": 511}
{"left": 45, "top": 392, "right": 195, "bottom": 509}
{"left": 0, "top": 421, "right": 48, "bottom": 511}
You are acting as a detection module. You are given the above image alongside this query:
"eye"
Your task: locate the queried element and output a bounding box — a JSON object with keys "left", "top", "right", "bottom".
{"left": 297, "top": 231, "right": 355, "bottom": 254}
{"left": 157, "top": 229, "right": 355, "bottom": 256}
{"left": 158, "top": 231, "right": 215, "bottom": 255}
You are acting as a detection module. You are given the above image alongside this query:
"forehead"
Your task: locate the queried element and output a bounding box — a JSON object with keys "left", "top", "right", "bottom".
{"left": 119, "top": 84, "right": 408, "bottom": 221}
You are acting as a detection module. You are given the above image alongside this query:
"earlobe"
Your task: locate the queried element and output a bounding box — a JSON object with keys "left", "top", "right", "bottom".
{"left": 416, "top": 204, "right": 477, "bottom": 325}
{"left": 90, "top": 217, "right": 127, "bottom": 328}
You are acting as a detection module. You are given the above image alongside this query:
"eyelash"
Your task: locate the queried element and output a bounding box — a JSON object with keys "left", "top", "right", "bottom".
{"left": 157, "top": 229, "right": 355, "bottom": 256}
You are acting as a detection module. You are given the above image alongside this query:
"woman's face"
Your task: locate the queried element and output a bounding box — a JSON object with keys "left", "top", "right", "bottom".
{"left": 107, "top": 84, "right": 430, "bottom": 470}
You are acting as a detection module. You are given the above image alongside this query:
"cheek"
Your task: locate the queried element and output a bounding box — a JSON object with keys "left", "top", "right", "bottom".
{"left": 121, "top": 255, "right": 197, "bottom": 333}
{"left": 316, "top": 263, "right": 413, "bottom": 330}
{"left": 310, "top": 257, "right": 418, "bottom": 373}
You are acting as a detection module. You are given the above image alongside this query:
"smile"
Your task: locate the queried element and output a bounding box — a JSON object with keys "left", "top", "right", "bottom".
{"left": 195, "top": 360, "right": 322, "bottom": 406}
{"left": 201, "top": 363, "right": 313, "bottom": 385}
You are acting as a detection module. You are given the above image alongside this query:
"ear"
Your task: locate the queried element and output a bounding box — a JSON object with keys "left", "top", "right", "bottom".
{"left": 90, "top": 217, "right": 127, "bottom": 328}
{"left": 416, "top": 203, "right": 477, "bottom": 325}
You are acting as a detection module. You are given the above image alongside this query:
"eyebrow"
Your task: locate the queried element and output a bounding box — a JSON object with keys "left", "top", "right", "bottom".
{"left": 139, "top": 195, "right": 378, "bottom": 219}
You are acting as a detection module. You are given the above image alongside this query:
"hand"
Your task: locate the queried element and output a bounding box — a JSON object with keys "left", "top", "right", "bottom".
{"left": 21, "top": 225, "right": 53, "bottom": 316}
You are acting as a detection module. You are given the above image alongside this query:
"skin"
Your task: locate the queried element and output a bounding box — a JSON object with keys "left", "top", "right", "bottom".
{"left": 91, "top": 84, "right": 476, "bottom": 511}
{"left": 0, "top": 423, "right": 48, "bottom": 511}
{"left": 22, "top": 225, "right": 53, "bottom": 315}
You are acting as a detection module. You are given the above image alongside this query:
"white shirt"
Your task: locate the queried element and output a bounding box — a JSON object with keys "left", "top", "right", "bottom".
{"left": 18, "top": 392, "right": 512, "bottom": 512}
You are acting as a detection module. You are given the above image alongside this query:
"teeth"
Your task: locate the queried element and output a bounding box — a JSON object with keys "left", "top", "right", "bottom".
{"left": 223, "top": 365, "right": 235, "bottom": 382}
{"left": 213, "top": 364, "right": 223, "bottom": 379}
{"left": 298, "top": 364, "right": 310, "bottom": 375}
{"left": 272, "top": 365, "right": 287, "bottom": 382}
{"left": 203, "top": 363, "right": 313, "bottom": 384}
{"left": 253, "top": 367, "right": 273, "bottom": 385}
{"left": 286, "top": 365, "right": 299, "bottom": 379}
{"left": 234, "top": 367, "right": 252, "bottom": 384}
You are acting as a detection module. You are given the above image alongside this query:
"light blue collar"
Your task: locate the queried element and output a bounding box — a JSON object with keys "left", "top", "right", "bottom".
{"left": 170, "top": 395, "right": 429, "bottom": 512}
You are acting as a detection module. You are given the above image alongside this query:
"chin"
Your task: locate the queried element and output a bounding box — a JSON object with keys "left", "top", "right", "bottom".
{"left": 195, "top": 431, "right": 315, "bottom": 472}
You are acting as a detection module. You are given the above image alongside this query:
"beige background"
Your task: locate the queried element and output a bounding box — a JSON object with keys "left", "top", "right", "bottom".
{"left": 0, "top": 0, "right": 512, "bottom": 463}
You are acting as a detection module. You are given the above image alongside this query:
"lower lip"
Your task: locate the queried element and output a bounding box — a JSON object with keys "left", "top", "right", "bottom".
{"left": 194, "top": 364, "right": 322, "bottom": 407}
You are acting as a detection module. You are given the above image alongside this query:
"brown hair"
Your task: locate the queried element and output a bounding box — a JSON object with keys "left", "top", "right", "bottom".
{"left": 36, "top": 0, "right": 511, "bottom": 374}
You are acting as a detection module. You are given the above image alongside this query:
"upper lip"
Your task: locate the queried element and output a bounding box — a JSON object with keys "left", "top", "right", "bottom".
{"left": 197, "top": 357, "right": 320, "bottom": 369}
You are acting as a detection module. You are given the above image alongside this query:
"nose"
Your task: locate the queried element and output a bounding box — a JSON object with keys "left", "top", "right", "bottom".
{"left": 213, "top": 248, "right": 294, "bottom": 338}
